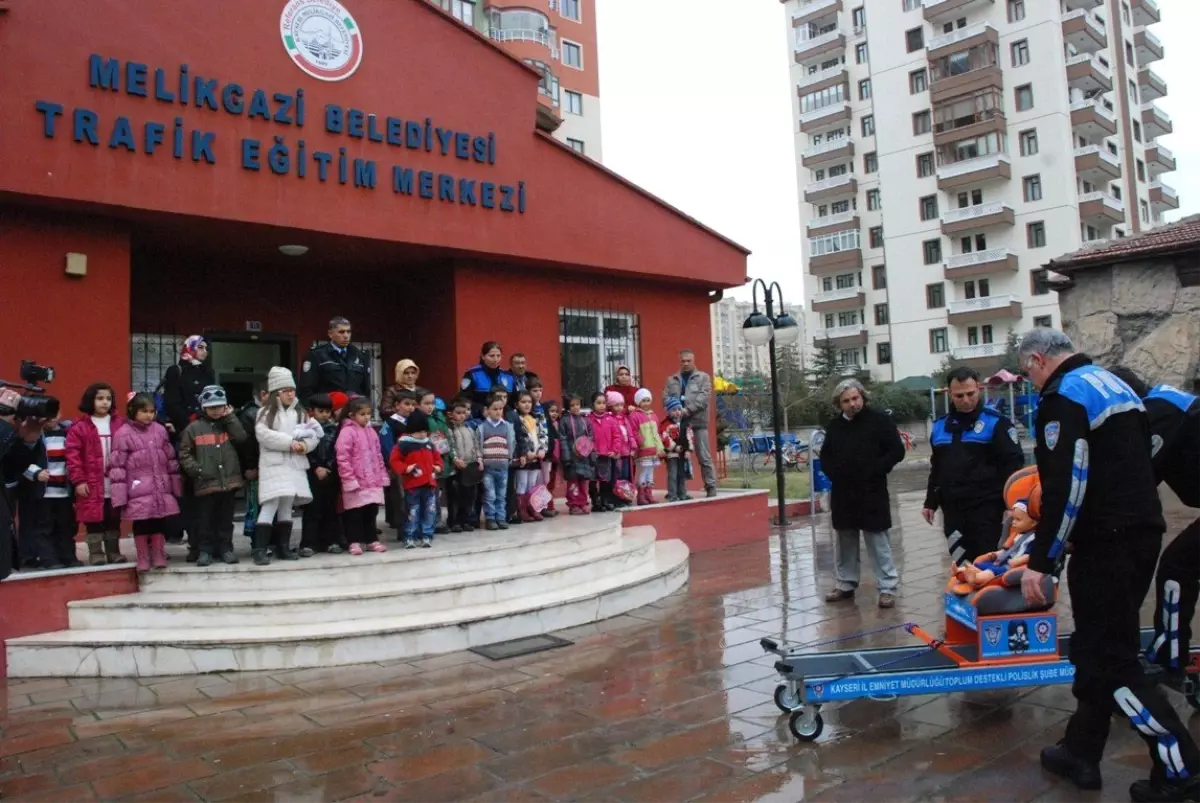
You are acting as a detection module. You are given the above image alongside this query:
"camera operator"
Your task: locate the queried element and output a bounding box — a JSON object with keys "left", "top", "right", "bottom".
{"left": 0, "top": 385, "right": 59, "bottom": 581}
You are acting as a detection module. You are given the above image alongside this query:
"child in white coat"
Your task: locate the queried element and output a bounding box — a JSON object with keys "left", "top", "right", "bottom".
{"left": 253, "top": 367, "right": 320, "bottom": 566}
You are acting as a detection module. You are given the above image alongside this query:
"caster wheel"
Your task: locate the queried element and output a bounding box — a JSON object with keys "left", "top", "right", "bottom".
{"left": 789, "top": 709, "right": 824, "bottom": 742}
{"left": 1185, "top": 677, "right": 1200, "bottom": 711}
{"left": 774, "top": 685, "right": 801, "bottom": 713}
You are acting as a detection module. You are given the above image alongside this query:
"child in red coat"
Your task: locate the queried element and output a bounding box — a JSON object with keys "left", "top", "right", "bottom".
{"left": 389, "top": 410, "right": 443, "bottom": 548}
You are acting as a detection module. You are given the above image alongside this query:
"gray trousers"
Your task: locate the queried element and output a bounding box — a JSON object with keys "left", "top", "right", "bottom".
{"left": 690, "top": 426, "right": 717, "bottom": 490}
{"left": 834, "top": 529, "right": 899, "bottom": 594}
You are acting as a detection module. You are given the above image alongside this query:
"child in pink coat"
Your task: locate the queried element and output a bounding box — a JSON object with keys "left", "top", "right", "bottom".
{"left": 335, "top": 398, "right": 390, "bottom": 555}
{"left": 627, "top": 388, "right": 665, "bottom": 506}
{"left": 592, "top": 390, "right": 636, "bottom": 510}
{"left": 109, "top": 393, "right": 182, "bottom": 571}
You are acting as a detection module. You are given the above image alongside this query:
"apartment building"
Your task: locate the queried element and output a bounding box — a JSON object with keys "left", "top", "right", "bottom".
{"left": 428, "top": 0, "right": 602, "bottom": 159}
{"left": 711, "top": 297, "right": 806, "bottom": 379}
{"left": 784, "top": 0, "right": 1177, "bottom": 381}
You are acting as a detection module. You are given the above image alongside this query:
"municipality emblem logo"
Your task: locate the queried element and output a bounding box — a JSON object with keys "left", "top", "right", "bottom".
{"left": 984, "top": 624, "right": 1002, "bottom": 646}
{"left": 281, "top": 0, "right": 364, "bottom": 82}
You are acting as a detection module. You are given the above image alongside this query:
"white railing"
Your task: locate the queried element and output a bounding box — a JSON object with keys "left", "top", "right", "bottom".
{"left": 795, "top": 28, "right": 842, "bottom": 54}
{"left": 1063, "top": 9, "right": 1106, "bottom": 38}
{"left": 948, "top": 293, "right": 1018, "bottom": 315}
{"left": 936, "top": 153, "right": 1009, "bottom": 180}
{"left": 1151, "top": 181, "right": 1177, "bottom": 199}
{"left": 1149, "top": 143, "right": 1174, "bottom": 161}
{"left": 812, "top": 287, "right": 863, "bottom": 304}
{"left": 1139, "top": 66, "right": 1166, "bottom": 90}
{"left": 805, "top": 173, "right": 854, "bottom": 194}
{"left": 489, "top": 29, "right": 557, "bottom": 55}
{"left": 946, "top": 248, "right": 1015, "bottom": 271}
{"left": 942, "top": 201, "right": 1012, "bottom": 225}
{"left": 794, "top": 0, "right": 839, "bottom": 20}
{"left": 1070, "top": 98, "right": 1116, "bottom": 123}
{"left": 803, "top": 138, "right": 852, "bottom": 158}
{"left": 1066, "top": 52, "right": 1112, "bottom": 80}
{"left": 1074, "top": 145, "right": 1121, "bottom": 169}
{"left": 1135, "top": 26, "right": 1163, "bottom": 50}
{"left": 808, "top": 209, "right": 857, "bottom": 230}
{"left": 1141, "top": 0, "right": 1161, "bottom": 14}
{"left": 1079, "top": 191, "right": 1125, "bottom": 213}
{"left": 815, "top": 324, "right": 867, "bottom": 340}
{"left": 799, "top": 63, "right": 845, "bottom": 88}
{"left": 1142, "top": 102, "right": 1172, "bottom": 127}
{"left": 953, "top": 343, "right": 1006, "bottom": 360}
{"left": 799, "top": 101, "right": 848, "bottom": 124}
{"left": 928, "top": 22, "right": 993, "bottom": 52}
{"left": 922, "top": 0, "right": 955, "bottom": 8}
{"left": 810, "top": 227, "right": 861, "bottom": 256}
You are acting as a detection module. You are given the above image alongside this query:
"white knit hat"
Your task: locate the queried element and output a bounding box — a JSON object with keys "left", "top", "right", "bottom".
{"left": 634, "top": 388, "right": 652, "bottom": 405}
{"left": 268, "top": 366, "right": 296, "bottom": 393}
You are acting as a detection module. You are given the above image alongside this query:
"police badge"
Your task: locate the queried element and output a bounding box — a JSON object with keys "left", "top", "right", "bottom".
{"left": 974, "top": 420, "right": 985, "bottom": 434}
{"left": 1009, "top": 428, "right": 1019, "bottom": 445}
{"left": 1044, "top": 421, "right": 1060, "bottom": 450}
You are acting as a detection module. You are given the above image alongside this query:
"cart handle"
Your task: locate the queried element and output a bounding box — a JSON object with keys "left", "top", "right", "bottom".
{"left": 906, "top": 623, "right": 970, "bottom": 667}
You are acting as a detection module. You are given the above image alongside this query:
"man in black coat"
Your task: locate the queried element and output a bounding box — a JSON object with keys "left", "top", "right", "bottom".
{"left": 820, "top": 379, "right": 906, "bottom": 608}
{"left": 298, "top": 317, "right": 371, "bottom": 403}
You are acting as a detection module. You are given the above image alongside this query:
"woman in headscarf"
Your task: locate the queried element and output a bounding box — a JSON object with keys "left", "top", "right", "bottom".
{"left": 381, "top": 359, "right": 420, "bottom": 414}
{"left": 604, "top": 365, "right": 639, "bottom": 410}
{"left": 161, "top": 335, "right": 216, "bottom": 436}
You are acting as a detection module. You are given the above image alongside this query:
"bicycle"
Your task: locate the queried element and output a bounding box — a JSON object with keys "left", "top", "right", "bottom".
{"left": 749, "top": 440, "right": 808, "bottom": 474}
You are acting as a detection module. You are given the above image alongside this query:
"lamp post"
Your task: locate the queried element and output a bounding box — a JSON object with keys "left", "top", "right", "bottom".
{"left": 742, "top": 280, "right": 800, "bottom": 526}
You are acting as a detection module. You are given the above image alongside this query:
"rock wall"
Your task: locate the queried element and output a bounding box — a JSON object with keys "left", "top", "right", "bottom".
{"left": 1058, "top": 260, "right": 1200, "bottom": 386}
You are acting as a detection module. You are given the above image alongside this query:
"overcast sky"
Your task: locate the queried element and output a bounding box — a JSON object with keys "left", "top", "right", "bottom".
{"left": 595, "top": 0, "right": 1195, "bottom": 305}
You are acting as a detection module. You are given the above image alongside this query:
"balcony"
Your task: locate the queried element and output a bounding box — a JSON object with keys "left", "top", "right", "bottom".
{"left": 1150, "top": 181, "right": 1179, "bottom": 210}
{"left": 1078, "top": 191, "right": 1125, "bottom": 224}
{"left": 795, "top": 29, "right": 846, "bottom": 62}
{"left": 953, "top": 342, "right": 1008, "bottom": 363}
{"left": 1070, "top": 98, "right": 1117, "bottom": 139}
{"left": 1138, "top": 66, "right": 1167, "bottom": 101}
{"left": 814, "top": 323, "right": 868, "bottom": 348}
{"left": 488, "top": 28, "right": 558, "bottom": 58}
{"left": 798, "top": 64, "right": 849, "bottom": 94}
{"left": 947, "top": 294, "right": 1023, "bottom": 325}
{"left": 799, "top": 101, "right": 851, "bottom": 133}
{"left": 1146, "top": 143, "right": 1176, "bottom": 176}
{"left": 1074, "top": 145, "right": 1122, "bottom": 183}
{"left": 930, "top": 62, "right": 1003, "bottom": 104}
{"left": 928, "top": 22, "right": 998, "bottom": 60}
{"left": 1062, "top": 10, "right": 1107, "bottom": 54}
{"left": 1135, "top": 27, "right": 1163, "bottom": 63}
{"left": 1142, "top": 102, "right": 1173, "bottom": 139}
{"left": 1131, "top": 0, "right": 1161, "bottom": 26}
{"left": 811, "top": 287, "right": 866, "bottom": 314}
{"left": 922, "top": 0, "right": 994, "bottom": 23}
{"left": 933, "top": 107, "right": 1006, "bottom": 147}
{"left": 801, "top": 137, "right": 855, "bottom": 168}
{"left": 808, "top": 246, "right": 863, "bottom": 277}
{"left": 1063, "top": 0, "right": 1103, "bottom": 8}
{"left": 940, "top": 201, "right": 1014, "bottom": 235}
{"left": 1066, "top": 53, "right": 1112, "bottom": 95}
{"left": 807, "top": 210, "right": 859, "bottom": 237}
{"left": 793, "top": 0, "right": 842, "bottom": 28}
{"left": 804, "top": 174, "right": 856, "bottom": 204}
{"left": 936, "top": 153, "right": 1011, "bottom": 190}
{"left": 943, "top": 248, "right": 1018, "bottom": 280}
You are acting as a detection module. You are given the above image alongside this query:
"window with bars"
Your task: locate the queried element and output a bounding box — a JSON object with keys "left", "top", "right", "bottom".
{"left": 559, "top": 308, "right": 641, "bottom": 400}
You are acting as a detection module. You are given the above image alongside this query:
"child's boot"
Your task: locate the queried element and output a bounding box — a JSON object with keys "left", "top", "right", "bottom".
{"left": 85, "top": 532, "right": 106, "bottom": 566}
{"left": 150, "top": 534, "right": 168, "bottom": 570}
{"left": 274, "top": 521, "right": 299, "bottom": 560}
{"left": 133, "top": 535, "right": 151, "bottom": 572}
{"left": 517, "top": 493, "right": 535, "bottom": 523}
{"left": 543, "top": 495, "right": 559, "bottom": 518}
{"left": 103, "top": 531, "right": 126, "bottom": 564}
{"left": 252, "top": 523, "right": 272, "bottom": 566}
{"left": 527, "top": 494, "right": 543, "bottom": 522}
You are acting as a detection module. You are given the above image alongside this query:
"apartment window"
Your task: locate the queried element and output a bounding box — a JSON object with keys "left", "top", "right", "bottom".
{"left": 1018, "top": 129, "right": 1038, "bottom": 157}
{"left": 1014, "top": 84, "right": 1034, "bottom": 111}
{"left": 1126, "top": 42, "right": 1135, "bottom": 65}
{"left": 981, "top": 325, "right": 995, "bottom": 344}
{"left": 917, "top": 152, "right": 935, "bottom": 178}
{"left": 1136, "top": 159, "right": 1146, "bottom": 182}
{"left": 450, "top": 0, "right": 475, "bottom": 25}
{"left": 958, "top": 189, "right": 983, "bottom": 207}
{"left": 1112, "top": 185, "right": 1121, "bottom": 201}
{"left": 877, "top": 342, "right": 892, "bottom": 365}
{"left": 852, "top": 6, "right": 867, "bottom": 30}
{"left": 874, "top": 303, "right": 889, "bottom": 326}
{"left": 903, "top": 0, "right": 920, "bottom": 9}
{"left": 1128, "top": 79, "right": 1139, "bottom": 105}
{"left": 561, "top": 0, "right": 581, "bottom": 21}
{"left": 872, "top": 264, "right": 887, "bottom": 289}
{"left": 864, "top": 151, "right": 878, "bottom": 174}
{"left": 1122, "top": 1, "right": 1131, "bottom": 24}
{"left": 869, "top": 226, "right": 884, "bottom": 249}
{"left": 1115, "top": 228, "right": 1126, "bottom": 239}
{"left": 1030, "top": 268, "right": 1051, "bottom": 296}
{"left": 919, "top": 195, "right": 939, "bottom": 221}
{"left": 566, "top": 138, "right": 585, "bottom": 154}
{"left": 1132, "top": 121, "right": 1142, "bottom": 143}
{"left": 858, "top": 79, "right": 872, "bottom": 100}
{"left": 962, "top": 234, "right": 987, "bottom": 253}
{"left": 923, "top": 239, "right": 942, "bottom": 266}
{"left": 1023, "top": 174, "right": 1042, "bottom": 202}
{"left": 855, "top": 42, "right": 869, "bottom": 64}
{"left": 861, "top": 115, "right": 875, "bottom": 137}
{"left": 561, "top": 40, "right": 583, "bottom": 69}
{"left": 564, "top": 90, "right": 583, "bottom": 116}
{"left": 930, "top": 327, "right": 949, "bottom": 354}
{"left": 1033, "top": 315, "right": 1052, "bottom": 328}
{"left": 867, "top": 189, "right": 882, "bottom": 211}
{"left": 909, "top": 68, "right": 927, "bottom": 94}
{"left": 967, "top": 326, "right": 979, "bottom": 346}
{"left": 905, "top": 27, "right": 924, "bottom": 53}
{"left": 1011, "top": 39, "right": 1030, "bottom": 67}
{"left": 809, "top": 228, "right": 861, "bottom": 257}
{"left": 1007, "top": 0, "right": 1025, "bottom": 22}
{"left": 913, "top": 110, "right": 931, "bottom": 135}
{"left": 1027, "top": 221, "right": 1046, "bottom": 248}
{"left": 1140, "top": 199, "right": 1150, "bottom": 223}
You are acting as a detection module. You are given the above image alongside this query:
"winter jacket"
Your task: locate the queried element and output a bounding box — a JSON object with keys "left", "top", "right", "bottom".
{"left": 660, "top": 418, "right": 690, "bottom": 456}
{"left": 237, "top": 400, "right": 262, "bottom": 472}
{"left": 178, "top": 413, "right": 247, "bottom": 497}
{"left": 161, "top": 360, "right": 216, "bottom": 435}
{"left": 593, "top": 412, "right": 635, "bottom": 459}
{"left": 663, "top": 369, "right": 713, "bottom": 429}
{"left": 449, "top": 421, "right": 481, "bottom": 467}
{"left": 109, "top": 420, "right": 182, "bottom": 521}
{"left": 427, "top": 411, "right": 454, "bottom": 478}
{"left": 628, "top": 409, "right": 664, "bottom": 459}
{"left": 256, "top": 403, "right": 321, "bottom": 505}
{"left": 559, "top": 413, "right": 595, "bottom": 480}
{"left": 336, "top": 418, "right": 390, "bottom": 510}
{"left": 307, "top": 418, "right": 339, "bottom": 472}
{"left": 389, "top": 436, "right": 442, "bottom": 491}
{"left": 379, "top": 414, "right": 407, "bottom": 466}
{"left": 13, "top": 422, "right": 72, "bottom": 505}
{"left": 519, "top": 413, "right": 546, "bottom": 470}
{"left": 820, "top": 407, "right": 905, "bottom": 532}
{"left": 65, "top": 414, "right": 126, "bottom": 523}
{"left": 604, "top": 384, "right": 639, "bottom": 411}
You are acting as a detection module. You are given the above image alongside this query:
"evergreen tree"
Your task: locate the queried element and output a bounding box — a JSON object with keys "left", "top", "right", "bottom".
{"left": 807, "top": 339, "right": 839, "bottom": 387}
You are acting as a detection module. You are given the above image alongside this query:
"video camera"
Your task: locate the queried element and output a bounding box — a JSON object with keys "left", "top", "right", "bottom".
{"left": 0, "top": 360, "right": 60, "bottom": 419}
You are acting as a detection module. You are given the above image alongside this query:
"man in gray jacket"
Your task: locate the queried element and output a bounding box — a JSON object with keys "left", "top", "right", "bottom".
{"left": 663, "top": 349, "right": 717, "bottom": 497}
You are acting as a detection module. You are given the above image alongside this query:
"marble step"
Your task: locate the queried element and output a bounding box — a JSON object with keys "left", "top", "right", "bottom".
{"left": 141, "top": 513, "right": 624, "bottom": 593}
{"left": 6, "top": 540, "right": 689, "bottom": 677}
{"left": 68, "top": 528, "right": 658, "bottom": 630}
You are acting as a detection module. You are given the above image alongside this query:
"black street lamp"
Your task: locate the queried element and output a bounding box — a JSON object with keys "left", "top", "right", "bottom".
{"left": 742, "top": 279, "right": 800, "bottom": 526}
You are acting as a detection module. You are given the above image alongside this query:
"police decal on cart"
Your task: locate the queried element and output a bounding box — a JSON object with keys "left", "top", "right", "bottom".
{"left": 984, "top": 624, "right": 1003, "bottom": 647}
{"left": 1035, "top": 620, "right": 1052, "bottom": 644}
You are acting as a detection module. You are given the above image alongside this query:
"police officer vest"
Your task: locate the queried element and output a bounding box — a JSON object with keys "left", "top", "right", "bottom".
{"left": 1056, "top": 364, "right": 1145, "bottom": 429}
{"left": 466, "top": 366, "right": 514, "bottom": 394}
{"left": 1148, "top": 384, "right": 1199, "bottom": 414}
{"left": 931, "top": 405, "right": 1003, "bottom": 447}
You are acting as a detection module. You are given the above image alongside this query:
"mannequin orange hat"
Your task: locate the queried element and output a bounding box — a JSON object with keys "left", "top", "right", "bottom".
{"left": 1004, "top": 465, "right": 1042, "bottom": 518}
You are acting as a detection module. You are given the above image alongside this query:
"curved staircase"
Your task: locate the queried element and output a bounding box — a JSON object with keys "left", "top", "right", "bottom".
{"left": 5, "top": 514, "right": 688, "bottom": 677}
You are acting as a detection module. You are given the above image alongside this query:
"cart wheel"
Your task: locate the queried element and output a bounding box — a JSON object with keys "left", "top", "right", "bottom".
{"left": 774, "top": 685, "right": 801, "bottom": 713}
{"left": 789, "top": 709, "right": 824, "bottom": 742}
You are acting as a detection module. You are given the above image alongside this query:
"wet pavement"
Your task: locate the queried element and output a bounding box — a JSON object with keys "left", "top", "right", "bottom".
{"left": 2, "top": 475, "right": 1197, "bottom": 802}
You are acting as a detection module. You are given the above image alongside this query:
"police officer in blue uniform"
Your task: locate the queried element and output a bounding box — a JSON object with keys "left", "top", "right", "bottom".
{"left": 1017, "top": 329, "right": 1199, "bottom": 802}
{"left": 1110, "top": 366, "right": 1200, "bottom": 687}
{"left": 298, "top": 317, "right": 371, "bottom": 404}
{"left": 461, "top": 340, "right": 515, "bottom": 421}
{"left": 923, "top": 366, "right": 1025, "bottom": 563}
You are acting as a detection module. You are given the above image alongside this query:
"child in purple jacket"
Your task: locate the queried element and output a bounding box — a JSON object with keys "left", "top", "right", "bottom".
{"left": 109, "top": 393, "right": 182, "bottom": 571}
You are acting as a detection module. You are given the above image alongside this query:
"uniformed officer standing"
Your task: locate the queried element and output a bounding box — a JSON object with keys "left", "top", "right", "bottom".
{"left": 460, "top": 340, "right": 515, "bottom": 421}
{"left": 922, "top": 366, "right": 1025, "bottom": 563}
{"left": 1016, "top": 329, "right": 1199, "bottom": 802}
{"left": 298, "top": 317, "right": 371, "bottom": 404}
{"left": 1110, "top": 367, "right": 1200, "bottom": 684}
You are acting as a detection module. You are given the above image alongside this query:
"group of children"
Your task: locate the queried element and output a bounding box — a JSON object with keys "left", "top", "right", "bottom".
{"left": 7, "top": 367, "right": 697, "bottom": 573}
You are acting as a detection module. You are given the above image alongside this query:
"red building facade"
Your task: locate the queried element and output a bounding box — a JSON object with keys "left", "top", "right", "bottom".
{"left": 0, "top": 0, "right": 746, "bottom": 416}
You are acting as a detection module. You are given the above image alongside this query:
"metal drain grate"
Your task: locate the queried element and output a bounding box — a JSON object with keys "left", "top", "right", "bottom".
{"left": 469, "top": 634, "right": 574, "bottom": 661}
